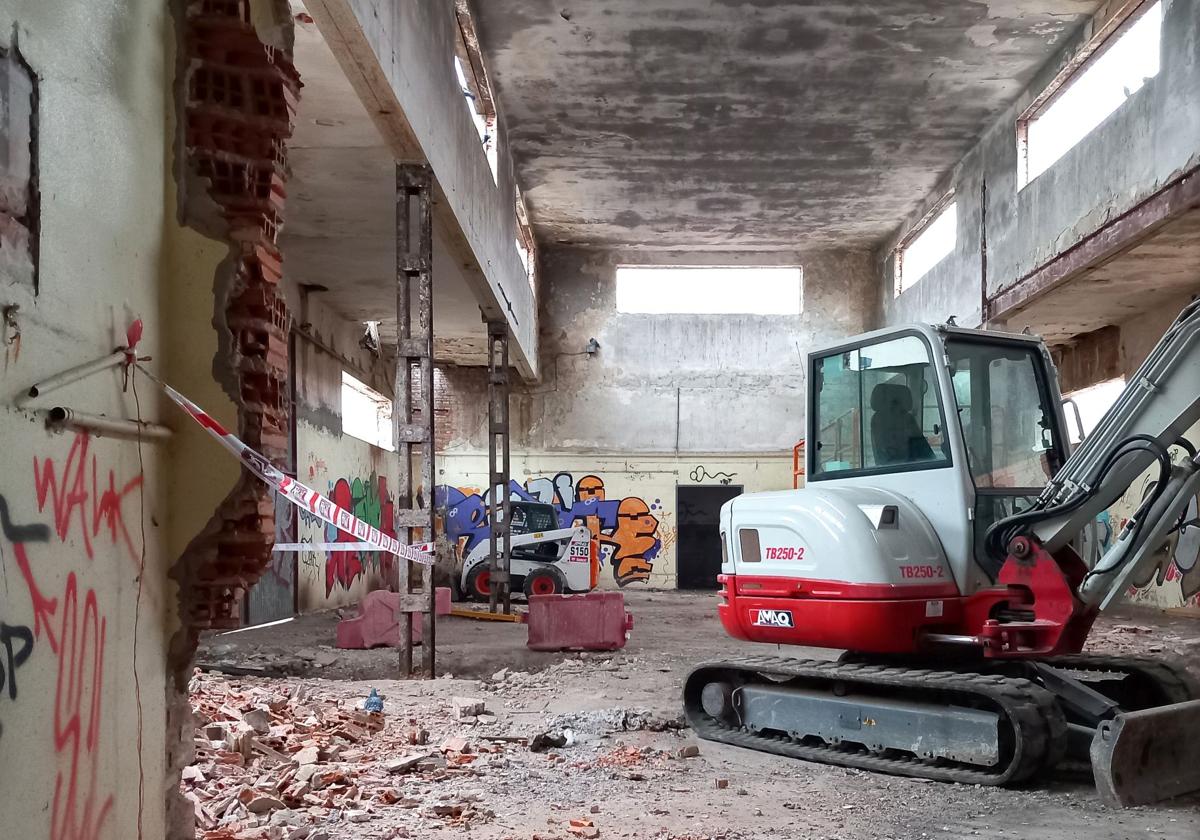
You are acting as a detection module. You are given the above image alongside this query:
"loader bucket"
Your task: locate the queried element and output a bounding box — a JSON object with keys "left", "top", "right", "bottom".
{"left": 1091, "top": 699, "right": 1200, "bottom": 807}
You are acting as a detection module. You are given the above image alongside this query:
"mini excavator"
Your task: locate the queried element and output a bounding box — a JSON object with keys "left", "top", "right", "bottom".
{"left": 685, "top": 299, "right": 1200, "bottom": 806}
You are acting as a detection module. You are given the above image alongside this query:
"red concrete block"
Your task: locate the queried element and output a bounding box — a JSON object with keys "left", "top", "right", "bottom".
{"left": 335, "top": 590, "right": 425, "bottom": 649}
{"left": 525, "top": 592, "right": 633, "bottom": 652}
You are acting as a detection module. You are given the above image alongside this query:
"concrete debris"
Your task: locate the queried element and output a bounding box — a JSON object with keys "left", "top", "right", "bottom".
{"left": 677, "top": 745, "right": 700, "bottom": 758}
{"left": 184, "top": 671, "right": 502, "bottom": 839}
{"left": 544, "top": 707, "right": 686, "bottom": 737}
{"left": 384, "top": 754, "right": 429, "bottom": 774}
{"left": 451, "top": 696, "right": 487, "bottom": 720}
{"left": 183, "top": 591, "right": 1199, "bottom": 840}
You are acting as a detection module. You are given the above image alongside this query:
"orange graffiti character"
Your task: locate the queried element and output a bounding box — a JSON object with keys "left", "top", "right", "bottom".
{"left": 603, "top": 497, "right": 660, "bottom": 586}
{"left": 576, "top": 475, "right": 605, "bottom": 502}
{"left": 573, "top": 475, "right": 607, "bottom": 541}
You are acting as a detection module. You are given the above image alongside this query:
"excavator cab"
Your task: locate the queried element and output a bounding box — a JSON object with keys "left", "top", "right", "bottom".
{"left": 807, "top": 324, "right": 1071, "bottom": 594}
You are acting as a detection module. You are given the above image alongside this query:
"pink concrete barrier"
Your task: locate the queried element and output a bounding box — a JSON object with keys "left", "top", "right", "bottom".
{"left": 335, "top": 588, "right": 449, "bottom": 649}
{"left": 524, "top": 592, "right": 633, "bottom": 652}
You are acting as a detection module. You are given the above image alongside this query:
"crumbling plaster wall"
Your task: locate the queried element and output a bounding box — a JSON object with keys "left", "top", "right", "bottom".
{"left": 434, "top": 247, "right": 871, "bottom": 589}
{"left": 292, "top": 293, "right": 400, "bottom": 612}
{"left": 442, "top": 247, "right": 875, "bottom": 455}
{"left": 878, "top": 0, "right": 1200, "bottom": 330}
{"left": 0, "top": 0, "right": 223, "bottom": 837}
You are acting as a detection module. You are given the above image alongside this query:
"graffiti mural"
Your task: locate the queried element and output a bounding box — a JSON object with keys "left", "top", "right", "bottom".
{"left": 434, "top": 472, "right": 663, "bottom": 587}
{"left": 1131, "top": 486, "right": 1200, "bottom": 601}
{"left": 299, "top": 472, "right": 397, "bottom": 597}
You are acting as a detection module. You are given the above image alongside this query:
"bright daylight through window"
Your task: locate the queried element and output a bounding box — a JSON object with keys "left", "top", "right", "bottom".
{"left": 895, "top": 201, "right": 956, "bottom": 296}
{"left": 341, "top": 371, "right": 394, "bottom": 451}
{"left": 1065, "top": 377, "right": 1127, "bottom": 444}
{"left": 1020, "top": 1, "right": 1162, "bottom": 187}
{"left": 615, "top": 266, "right": 803, "bottom": 315}
{"left": 455, "top": 55, "right": 498, "bottom": 183}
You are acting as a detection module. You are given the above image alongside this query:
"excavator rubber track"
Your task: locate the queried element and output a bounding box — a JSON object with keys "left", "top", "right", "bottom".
{"left": 1039, "top": 653, "right": 1200, "bottom": 706}
{"left": 684, "top": 656, "right": 1067, "bottom": 786}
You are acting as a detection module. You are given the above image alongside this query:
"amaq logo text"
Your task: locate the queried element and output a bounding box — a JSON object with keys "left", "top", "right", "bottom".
{"left": 751, "top": 608, "right": 794, "bottom": 628}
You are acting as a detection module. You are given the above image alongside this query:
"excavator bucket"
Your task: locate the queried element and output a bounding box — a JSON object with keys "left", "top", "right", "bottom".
{"left": 1091, "top": 699, "right": 1200, "bottom": 807}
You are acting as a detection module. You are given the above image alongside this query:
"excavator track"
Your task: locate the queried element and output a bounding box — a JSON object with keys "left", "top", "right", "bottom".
{"left": 684, "top": 656, "right": 1066, "bottom": 786}
{"left": 1039, "top": 654, "right": 1200, "bottom": 706}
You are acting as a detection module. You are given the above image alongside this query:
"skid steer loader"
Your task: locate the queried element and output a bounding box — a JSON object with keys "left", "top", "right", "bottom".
{"left": 458, "top": 500, "right": 599, "bottom": 600}
{"left": 685, "top": 299, "right": 1200, "bottom": 806}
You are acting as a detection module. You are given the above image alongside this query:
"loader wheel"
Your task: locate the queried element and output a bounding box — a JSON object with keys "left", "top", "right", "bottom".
{"left": 523, "top": 567, "right": 566, "bottom": 598}
{"left": 465, "top": 565, "right": 492, "bottom": 602}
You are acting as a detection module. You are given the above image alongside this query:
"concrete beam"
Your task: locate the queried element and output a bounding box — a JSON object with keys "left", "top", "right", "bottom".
{"left": 986, "top": 163, "right": 1200, "bottom": 322}
{"left": 303, "top": 0, "right": 538, "bottom": 380}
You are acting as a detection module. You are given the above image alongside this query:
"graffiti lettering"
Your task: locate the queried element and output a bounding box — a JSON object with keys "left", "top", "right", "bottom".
{"left": 435, "top": 472, "right": 662, "bottom": 587}
{"left": 689, "top": 466, "right": 737, "bottom": 485}
{"left": 0, "top": 494, "right": 51, "bottom": 543}
{"left": 9, "top": 539, "right": 114, "bottom": 840}
{"left": 0, "top": 621, "right": 34, "bottom": 700}
{"left": 33, "top": 432, "right": 144, "bottom": 564}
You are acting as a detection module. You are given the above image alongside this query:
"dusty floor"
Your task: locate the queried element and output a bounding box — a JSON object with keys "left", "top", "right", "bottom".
{"left": 189, "top": 592, "right": 1200, "bottom": 839}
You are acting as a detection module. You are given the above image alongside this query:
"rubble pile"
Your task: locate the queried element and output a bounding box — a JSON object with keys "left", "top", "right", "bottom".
{"left": 183, "top": 671, "right": 498, "bottom": 839}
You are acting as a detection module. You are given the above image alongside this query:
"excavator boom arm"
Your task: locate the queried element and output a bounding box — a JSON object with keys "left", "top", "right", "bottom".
{"left": 998, "top": 299, "right": 1200, "bottom": 607}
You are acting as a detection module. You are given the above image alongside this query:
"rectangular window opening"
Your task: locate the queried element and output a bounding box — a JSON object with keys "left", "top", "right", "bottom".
{"left": 615, "top": 266, "right": 803, "bottom": 315}
{"left": 894, "top": 199, "right": 956, "bottom": 297}
{"left": 454, "top": 55, "right": 498, "bottom": 185}
{"left": 341, "top": 371, "right": 394, "bottom": 451}
{"left": 1018, "top": 1, "right": 1162, "bottom": 189}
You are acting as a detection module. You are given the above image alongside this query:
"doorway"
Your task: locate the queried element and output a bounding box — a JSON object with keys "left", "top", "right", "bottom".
{"left": 676, "top": 484, "right": 743, "bottom": 590}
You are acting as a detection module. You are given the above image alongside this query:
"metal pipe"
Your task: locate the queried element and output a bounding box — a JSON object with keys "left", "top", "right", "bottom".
{"left": 46, "top": 406, "right": 172, "bottom": 440}
{"left": 16, "top": 349, "right": 127, "bottom": 408}
{"left": 922, "top": 633, "right": 983, "bottom": 647}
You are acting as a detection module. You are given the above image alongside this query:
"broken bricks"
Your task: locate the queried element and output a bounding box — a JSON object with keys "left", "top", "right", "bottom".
{"left": 568, "top": 817, "right": 601, "bottom": 838}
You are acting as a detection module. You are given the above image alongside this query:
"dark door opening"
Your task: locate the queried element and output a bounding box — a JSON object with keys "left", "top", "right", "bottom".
{"left": 676, "top": 484, "right": 742, "bottom": 590}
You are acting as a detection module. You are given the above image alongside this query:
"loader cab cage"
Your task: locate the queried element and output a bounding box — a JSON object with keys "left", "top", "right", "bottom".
{"left": 809, "top": 331, "right": 952, "bottom": 480}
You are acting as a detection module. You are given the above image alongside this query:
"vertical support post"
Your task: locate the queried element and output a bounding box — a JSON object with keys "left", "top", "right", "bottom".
{"left": 395, "top": 162, "right": 436, "bottom": 678}
{"left": 487, "top": 321, "right": 512, "bottom": 614}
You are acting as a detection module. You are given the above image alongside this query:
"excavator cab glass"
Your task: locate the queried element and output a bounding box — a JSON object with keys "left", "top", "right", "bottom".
{"left": 944, "top": 337, "right": 1067, "bottom": 578}
{"left": 811, "top": 334, "right": 951, "bottom": 478}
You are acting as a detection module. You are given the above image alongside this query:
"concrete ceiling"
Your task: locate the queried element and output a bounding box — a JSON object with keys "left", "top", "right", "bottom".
{"left": 282, "top": 11, "right": 489, "bottom": 364}
{"left": 472, "top": 0, "right": 1101, "bottom": 250}
{"left": 1005, "top": 208, "right": 1200, "bottom": 345}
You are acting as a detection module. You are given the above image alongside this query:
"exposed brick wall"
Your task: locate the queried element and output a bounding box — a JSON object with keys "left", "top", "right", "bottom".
{"left": 0, "top": 46, "right": 36, "bottom": 291}
{"left": 175, "top": 0, "right": 299, "bottom": 635}
{"left": 1051, "top": 325, "right": 1121, "bottom": 394}
{"left": 433, "top": 364, "right": 487, "bottom": 450}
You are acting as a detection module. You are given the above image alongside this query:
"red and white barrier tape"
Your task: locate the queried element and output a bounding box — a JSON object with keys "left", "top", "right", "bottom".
{"left": 140, "top": 366, "right": 433, "bottom": 566}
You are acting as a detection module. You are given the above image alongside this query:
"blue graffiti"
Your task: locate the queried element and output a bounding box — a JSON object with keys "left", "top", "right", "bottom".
{"left": 435, "top": 477, "right": 620, "bottom": 555}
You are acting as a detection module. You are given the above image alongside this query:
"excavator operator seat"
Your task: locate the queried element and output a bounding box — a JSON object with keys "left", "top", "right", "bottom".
{"left": 870, "top": 382, "right": 935, "bottom": 465}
